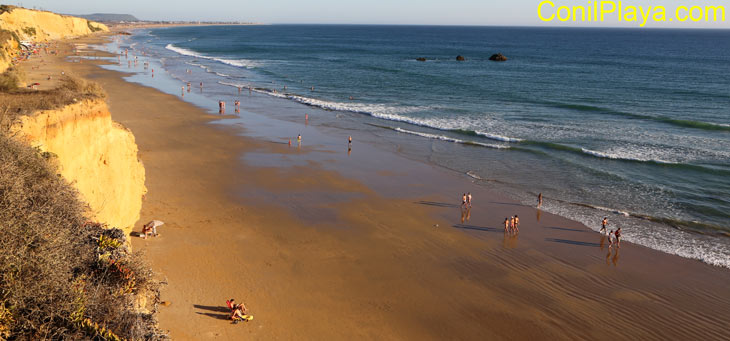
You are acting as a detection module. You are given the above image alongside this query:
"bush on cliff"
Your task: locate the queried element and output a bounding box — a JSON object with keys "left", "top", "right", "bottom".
{"left": 87, "top": 21, "right": 104, "bottom": 33}
{"left": 0, "top": 67, "right": 24, "bottom": 91}
{"left": 0, "top": 96, "right": 164, "bottom": 339}
{"left": 0, "top": 74, "right": 106, "bottom": 125}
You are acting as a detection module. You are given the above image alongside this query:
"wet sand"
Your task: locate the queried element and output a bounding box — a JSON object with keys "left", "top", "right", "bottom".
{"left": 27, "top": 36, "right": 730, "bottom": 340}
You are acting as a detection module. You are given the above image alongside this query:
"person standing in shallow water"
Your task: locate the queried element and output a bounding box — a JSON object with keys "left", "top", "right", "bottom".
{"left": 537, "top": 193, "right": 543, "bottom": 208}
{"left": 504, "top": 218, "right": 509, "bottom": 233}
{"left": 600, "top": 217, "right": 608, "bottom": 234}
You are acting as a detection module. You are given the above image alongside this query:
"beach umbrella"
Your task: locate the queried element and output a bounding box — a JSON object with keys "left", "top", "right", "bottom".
{"left": 147, "top": 220, "right": 164, "bottom": 228}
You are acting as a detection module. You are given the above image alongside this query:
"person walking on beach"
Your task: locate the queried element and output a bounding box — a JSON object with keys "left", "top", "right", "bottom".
{"left": 297, "top": 134, "right": 302, "bottom": 144}
{"left": 234, "top": 100, "right": 240, "bottom": 113}
{"left": 461, "top": 193, "right": 467, "bottom": 208}
{"left": 219, "top": 101, "right": 225, "bottom": 114}
{"left": 608, "top": 229, "right": 615, "bottom": 247}
{"left": 615, "top": 227, "right": 622, "bottom": 247}
{"left": 467, "top": 192, "right": 472, "bottom": 208}
{"left": 187, "top": 82, "right": 191, "bottom": 92}
{"left": 537, "top": 193, "right": 543, "bottom": 208}
{"left": 504, "top": 218, "right": 509, "bottom": 233}
{"left": 514, "top": 215, "right": 520, "bottom": 233}
{"left": 600, "top": 217, "right": 608, "bottom": 234}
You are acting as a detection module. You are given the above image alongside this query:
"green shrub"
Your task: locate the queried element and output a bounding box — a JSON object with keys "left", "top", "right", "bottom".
{"left": 87, "top": 21, "right": 103, "bottom": 32}
{"left": 0, "top": 67, "right": 24, "bottom": 92}
{"left": 0, "top": 5, "right": 14, "bottom": 15}
{"left": 21, "top": 26, "right": 36, "bottom": 37}
{"left": 0, "top": 29, "right": 20, "bottom": 45}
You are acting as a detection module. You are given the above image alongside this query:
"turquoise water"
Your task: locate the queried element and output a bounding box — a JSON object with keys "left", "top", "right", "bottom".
{"left": 116, "top": 25, "right": 729, "bottom": 267}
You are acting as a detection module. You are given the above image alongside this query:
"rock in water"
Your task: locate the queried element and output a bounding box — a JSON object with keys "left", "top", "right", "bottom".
{"left": 489, "top": 53, "right": 508, "bottom": 61}
{"left": 416, "top": 57, "right": 427, "bottom": 62}
{"left": 456, "top": 55, "right": 466, "bottom": 61}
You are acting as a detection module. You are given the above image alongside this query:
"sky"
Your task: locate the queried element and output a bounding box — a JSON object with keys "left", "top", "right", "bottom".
{"left": 6, "top": 0, "right": 730, "bottom": 28}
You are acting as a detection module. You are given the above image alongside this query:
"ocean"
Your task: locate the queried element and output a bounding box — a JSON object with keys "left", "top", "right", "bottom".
{"left": 106, "top": 25, "right": 729, "bottom": 268}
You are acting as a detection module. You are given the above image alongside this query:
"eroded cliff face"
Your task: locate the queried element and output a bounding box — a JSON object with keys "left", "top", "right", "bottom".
{"left": 0, "top": 7, "right": 108, "bottom": 42}
{"left": 0, "top": 36, "right": 18, "bottom": 73}
{"left": 11, "top": 99, "right": 146, "bottom": 236}
{"left": 0, "top": 7, "right": 108, "bottom": 72}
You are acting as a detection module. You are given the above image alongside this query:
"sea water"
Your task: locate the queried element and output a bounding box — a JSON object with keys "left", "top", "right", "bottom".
{"left": 115, "top": 25, "right": 729, "bottom": 268}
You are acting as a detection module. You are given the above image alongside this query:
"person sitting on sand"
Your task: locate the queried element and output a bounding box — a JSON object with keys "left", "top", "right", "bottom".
{"left": 142, "top": 220, "right": 164, "bottom": 239}
{"left": 231, "top": 302, "right": 250, "bottom": 323}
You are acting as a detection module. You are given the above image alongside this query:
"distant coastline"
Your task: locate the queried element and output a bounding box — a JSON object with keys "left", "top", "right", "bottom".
{"left": 108, "top": 21, "right": 265, "bottom": 30}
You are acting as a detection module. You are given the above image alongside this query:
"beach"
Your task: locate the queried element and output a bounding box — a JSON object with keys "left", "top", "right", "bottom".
{"left": 28, "top": 34, "right": 730, "bottom": 340}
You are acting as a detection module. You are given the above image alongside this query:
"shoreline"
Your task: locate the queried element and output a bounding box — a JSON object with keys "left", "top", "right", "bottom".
{"left": 48, "top": 34, "right": 730, "bottom": 339}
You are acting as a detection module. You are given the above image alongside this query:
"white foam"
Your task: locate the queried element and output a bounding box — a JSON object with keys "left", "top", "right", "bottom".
{"left": 515, "top": 193, "right": 730, "bottom": 269}
{"left": 165, "top": 44, "right": 203, "bottom": 58}
{"left": 580, "top": 147, "right": 674, "bottom": 164}
{"left": 393, "top": 127, "right": 508, "bottom": 149}
{"left": 166, "top": 44, "right": 262, "bottom": 69}
{"left": 475, "top": 131, "right": 523, "bottom": 143}
{"left": 466, "top": 171, "right": 484, "bottom": 180}
{"left": 219, "top": 81, "right": 250, "bottom": 88}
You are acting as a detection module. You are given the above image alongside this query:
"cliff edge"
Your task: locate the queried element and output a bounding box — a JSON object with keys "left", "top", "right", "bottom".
{"left": 11, "top": 99, "right": 146, "bottom": 235}
{"left": 0, "top": 6, "right": 108, "bottom": 72}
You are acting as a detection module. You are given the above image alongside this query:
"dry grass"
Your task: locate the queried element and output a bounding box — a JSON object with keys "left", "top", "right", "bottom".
{"left": 0, "top": 134, "right": 166, "bottom": 340}
{"left": 0, "top": 74, "right": 106, "bottom": 130}
{"left": 0, "top": 67, "right": 23, "bottom": 92}
{"left": 0, "top": 72, "right": 164, "bottom": 339}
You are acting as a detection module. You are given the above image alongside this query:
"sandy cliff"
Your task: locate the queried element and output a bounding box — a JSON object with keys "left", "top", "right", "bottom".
{"left": 0, "top": 7, "right": 108, "bottom": 72}
{"left": 0, "top": 7, "right": 108, "bottom": 41}
{"left": 11, "top": 99, "right": 146, "bottom": 235}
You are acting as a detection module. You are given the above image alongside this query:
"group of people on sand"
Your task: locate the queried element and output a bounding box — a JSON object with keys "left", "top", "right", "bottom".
{"left": 504, "top": 215, "right": 520, "bottom": 234}
{"left": 600, "top": 217, "right": 622, "bottom": 247}
{"left": 461, "top": 192, "right": 472, "bottom": 208}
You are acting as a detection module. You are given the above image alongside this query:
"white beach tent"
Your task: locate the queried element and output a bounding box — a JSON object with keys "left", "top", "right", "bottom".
{"left": 147, "top": 220, "right": 165, "bottom": 228}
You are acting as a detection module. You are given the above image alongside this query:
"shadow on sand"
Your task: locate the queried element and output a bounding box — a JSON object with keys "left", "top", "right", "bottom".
{"left": 195, "top": 312, "right": 230, "bottom": 320}
{"left": 453, "top": 224, "right": 500, "bottom": 233}
{"left": 194, "top": 304, "right": 230, "bottom": 313}
{"left": 416, "top": 201, "right": 460, "bottom": 208}
{"left": 546, "top": 238, "right": 600, "bottom": 247}
{"left": 543, "top": 226, "right": 588, "bottom": 233}
{"left": 194, "top": 304, "right": 231, "bottom": 321}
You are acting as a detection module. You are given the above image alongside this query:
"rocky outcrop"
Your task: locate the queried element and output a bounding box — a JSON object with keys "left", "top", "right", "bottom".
{"left": 456, "top": 55, "right": 465, "bottom": 61}
{"left": 11, "top": 99, "right": 146, "bottom": 237}
{"left": 489, "top": 53, "right": 508, "bottom": 61}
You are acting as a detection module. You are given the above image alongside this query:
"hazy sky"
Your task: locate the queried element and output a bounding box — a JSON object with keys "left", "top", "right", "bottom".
{"left": 7, "top": 0, "right": 730, "bottom": 28}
